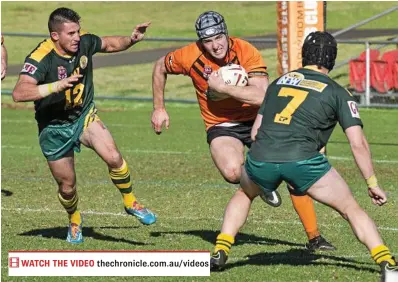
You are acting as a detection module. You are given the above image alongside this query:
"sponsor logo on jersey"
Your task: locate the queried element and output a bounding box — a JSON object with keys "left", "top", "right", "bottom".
{"left": 277, "top": 72, "right": 327, "bottom": 92}
{"left": 348, "top": 101, "right": 360, "bottom": 118}
{"left": 80, "top": 56, "right": 88, "bottom": 69}
{"left": 57, "top": 66, "right": 67, "bottom": 80}
{"left": 168, "top": 55, "right": 173, "bottom": 67}
{"left": 21, "top": 63, "right": 37, "bottom": 75}
{"left": 203, "top": 65, "right": 212, "bottom": 79}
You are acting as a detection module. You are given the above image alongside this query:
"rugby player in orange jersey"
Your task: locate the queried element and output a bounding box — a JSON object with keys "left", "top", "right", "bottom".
{"left": 151, "top": 11, "right": 335, "bottom": 252}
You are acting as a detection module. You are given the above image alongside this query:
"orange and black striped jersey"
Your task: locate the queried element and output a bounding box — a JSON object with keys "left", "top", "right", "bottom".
{"left": 164, "top": 36, "right": 267, "bottom": 131}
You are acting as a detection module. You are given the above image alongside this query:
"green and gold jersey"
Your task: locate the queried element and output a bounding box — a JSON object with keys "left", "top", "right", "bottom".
{"left": 249, "top": 67, "right": 363, "bottom": 162}
{"left": 20, "top": 32, "right": 102, "bottom": 129}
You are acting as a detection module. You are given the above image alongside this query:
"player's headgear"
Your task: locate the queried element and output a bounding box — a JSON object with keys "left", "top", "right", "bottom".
{"left": 302, "top": 31, "right": 337, "bottom": 71}
{"left": 195, "top": 11, "right": 228, "bottom": 40}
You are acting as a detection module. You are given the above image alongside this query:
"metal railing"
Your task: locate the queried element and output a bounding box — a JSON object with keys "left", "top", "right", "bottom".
{"left": 2, "top": 37, "right": 397, "bottom": 107}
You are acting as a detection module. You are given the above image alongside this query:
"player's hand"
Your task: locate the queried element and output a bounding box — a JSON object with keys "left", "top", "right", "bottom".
{"left": 56, "top": 74, "right": 83, "bottom": 92}
{"left": 151, "top": 108, "right": 169, "bottom": 135}
{"left": 131, "top": 22, "right": 151, "bottom": 43}
{"left": 1, "top": 60, "right": 6, "bottom": 80}
{"left": 368, "top": 186, "right": 387, "bottom": 206}
{"left": 207, "top": 70, "right": 226, "bottom": 94}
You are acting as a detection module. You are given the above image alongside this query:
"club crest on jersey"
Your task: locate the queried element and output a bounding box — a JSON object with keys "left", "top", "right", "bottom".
{"left": 348, "top": 101, "right": 360, "bottom": 118}
{"left": 203, "top": 65, "right": 212, "bottom": 79}
{"left": 21, "top": 63, "right": 37, "bottom": 75}
{"left": 57, "top": 66, "right": 67, "bottom": 80}
{"left": 80, "top": 56, "right": 88, "bottom": 69}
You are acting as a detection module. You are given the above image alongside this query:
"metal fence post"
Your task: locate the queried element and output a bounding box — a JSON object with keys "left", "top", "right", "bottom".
{"left": 365, "top": 42, "right": 370, "bottom": 106}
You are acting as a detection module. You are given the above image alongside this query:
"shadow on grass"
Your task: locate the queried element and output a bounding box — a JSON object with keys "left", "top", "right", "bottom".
{"left": 1, "top": 189, "right": 13, "bottom": 196}
{"left": 150, "top": 230, "right": 303, "bottom": 248}
{"left": 222, "top": 248, "right": 377, "bottom": 273}
{"left": 19, "top": 226, "right": 149, "bottom": 245}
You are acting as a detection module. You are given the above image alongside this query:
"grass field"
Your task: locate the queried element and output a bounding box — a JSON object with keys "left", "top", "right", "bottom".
{"left": 1, "top": 98, "right": 397, "bottom": 282}
{"left": 1, "top": 2, "right": 398, "bottom": 281}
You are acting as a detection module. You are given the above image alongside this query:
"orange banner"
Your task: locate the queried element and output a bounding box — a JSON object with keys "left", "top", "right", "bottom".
{"left": 277, "top": 1, "right": 325, "bottom": 76}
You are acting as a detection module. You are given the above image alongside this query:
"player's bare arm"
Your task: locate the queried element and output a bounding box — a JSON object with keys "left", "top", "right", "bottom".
{"left": 100, "top": 22, "right": 151, "bottom": 53}
{"left": 12, "top": 74, "right": 82, "bottom": 102}
{"left": 1, "top": 43, "right": 7, "bottom": 80}
{"left": 345, "top": 126, "right": 387, "bottom": 205}
{"left": 151, "top": 56, "right": 170, "bottom": 134}
{"left": 251, "top": 114, "right": 263, "bottom": 141}
{"left": 207, "top": 73, "right": 268, "bottom": 106}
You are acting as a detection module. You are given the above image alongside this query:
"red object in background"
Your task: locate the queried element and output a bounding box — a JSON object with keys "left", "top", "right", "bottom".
{"left": 371, "top": 50, "right": 398, "bottom": 93}
{"left": 393, "top": 60, "right": 398, "bottom": 90}
{"left": 349, "top": 50, "right": 380, "bottom": 93}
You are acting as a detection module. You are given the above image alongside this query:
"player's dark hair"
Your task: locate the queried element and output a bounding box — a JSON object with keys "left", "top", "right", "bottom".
{"left": 302, "top": 31, "right": 337, "bottom": 71}
{"left": 48, "top": 7, "right": 80, "bottom": 33}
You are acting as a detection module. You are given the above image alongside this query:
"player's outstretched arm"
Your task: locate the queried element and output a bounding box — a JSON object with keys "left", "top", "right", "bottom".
{"left": 345, "top": 126, "right": 387, "bottom": 205}
{"left": 151, "top": 56, "right": 170, "bottom": 135}
{"left": 100, "top": 22, "right": 151, "bottom": 53}
{"left": 12, "top": 74, "right": 82, "bottom": 102}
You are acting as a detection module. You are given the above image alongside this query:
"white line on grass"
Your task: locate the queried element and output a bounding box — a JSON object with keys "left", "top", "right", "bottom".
{"left": 1, "top": 119, "right": 165, "bottom": 129}
{"left": 328, "top": 156, "right": 398, "bottom": 164}
{"left": 3, "top": 207, "right": 398, "bottom": 232}
{"left": 1, "top": 145, "right": 196, "bottom": 155}
{"left": 3, "top": 144, "right": 398, "bottom": 163}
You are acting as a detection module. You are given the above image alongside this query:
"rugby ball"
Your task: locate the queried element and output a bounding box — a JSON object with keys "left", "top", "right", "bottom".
{"left": 206, "top": 64, "right": 248, "bottom": 101}
{"left": 219, "top": 64, "right": 248, "bottom": 87}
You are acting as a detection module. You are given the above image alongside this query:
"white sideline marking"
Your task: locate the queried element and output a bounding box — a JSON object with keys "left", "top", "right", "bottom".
{"left": 3, "top": 144, "right": 398, "bottom": 163}
{"left": 2, "top": 207, "right": 398, "bottom": 232}
{"left": 328, "top": 156, "right": 398, "bottom": 164}
{"left": 1, "top": 119, "right": 149, "bottom": 128}
{"left": 1, "top": 145, "right": 195, "bottom": 155}
{"left": 1, "top": 145, "right": 398, "bottom": 164}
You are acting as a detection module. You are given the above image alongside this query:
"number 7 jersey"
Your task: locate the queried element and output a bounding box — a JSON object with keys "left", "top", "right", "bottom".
{"left": 250, "top": 67, "right": 363, "bottom": 162}
{"left": 20, "top": 32, "right": 102, "bottom": 130}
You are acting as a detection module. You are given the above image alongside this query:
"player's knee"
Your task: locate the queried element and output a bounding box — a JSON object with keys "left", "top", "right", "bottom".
{"left": 106, "top": 151, "right": 123, "bottom": 169}
{"left": 222, "top": 165, "right": 242, "bottom": 184}
{"left": 58, "top": 183, "right": 76, "bottom": 196}
{"left": 338, "top": 201, "right": 361, "bottom": 221}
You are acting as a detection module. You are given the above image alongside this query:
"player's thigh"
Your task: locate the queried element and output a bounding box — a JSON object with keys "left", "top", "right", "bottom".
{"left": 80, "top": 120, "right": 122, "bottom": 167}
{"left": 209, "top": 136, "right": 245, "bottom": 175}
{"left": 47, "top": 150, "right": 76, "bottom": 188}
{"left": 306, "top": 167, "right": 358, "bottom": 215}
{"left": 39, "top": 123, "right": 81, "bottom": 161}
{"left": 244, "top": 153, "right": 282, "bottom": 193}
{"left": 282, "top": 153, "right": 331, "bottom": 195}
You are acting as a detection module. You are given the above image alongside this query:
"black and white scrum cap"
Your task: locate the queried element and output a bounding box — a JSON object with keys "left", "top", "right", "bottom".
{"left": 195, "top": 11, "right": 228, "bottom": 40}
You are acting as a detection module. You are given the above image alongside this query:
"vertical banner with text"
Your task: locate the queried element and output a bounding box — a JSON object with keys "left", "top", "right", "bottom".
{"left": 277, "top": 1, "right": 325, "bottom": 76}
